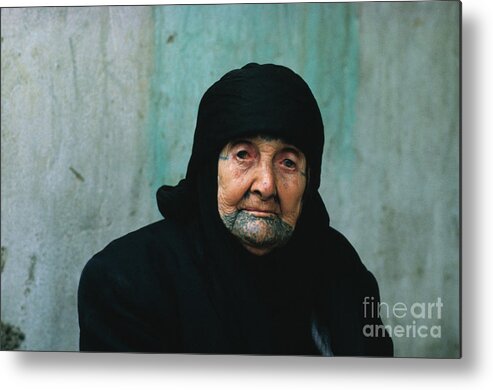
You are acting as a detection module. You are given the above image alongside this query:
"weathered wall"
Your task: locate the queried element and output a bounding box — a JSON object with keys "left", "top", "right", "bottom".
{"left": 334, "top": 2, "right": 460, "bottom": 358}
{"left": 1, "top": 6, "right": 156, "bottom": 351}
{"left": 1, "top": 2, "right": 459, "bottom": 356}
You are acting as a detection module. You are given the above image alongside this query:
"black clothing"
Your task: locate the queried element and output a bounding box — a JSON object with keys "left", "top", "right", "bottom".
{"left": 78, "top": 218, "right": 392, "bottom": 356}
{"left": 78, "top": 63, "right": 393, "bottom": 355}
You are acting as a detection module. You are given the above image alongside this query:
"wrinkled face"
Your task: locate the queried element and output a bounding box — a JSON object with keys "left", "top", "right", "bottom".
{"left": 217, "top": 135, "right": 307, "bottom": 256}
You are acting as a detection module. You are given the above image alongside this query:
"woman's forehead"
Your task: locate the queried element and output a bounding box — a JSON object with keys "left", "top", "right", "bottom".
{"left": 224, "top": 135, "right": 304, "bottom": 154}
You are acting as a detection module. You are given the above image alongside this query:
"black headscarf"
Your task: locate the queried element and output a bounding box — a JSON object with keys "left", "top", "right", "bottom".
{"left": 157, "top": 63, "right": 333, "bottom": 354}
{"left": 158, "top": 63, "right": 326, "bottom": 217}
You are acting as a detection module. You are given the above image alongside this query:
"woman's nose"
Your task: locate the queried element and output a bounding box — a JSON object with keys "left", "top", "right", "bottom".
{"left": 250, "top": 164, "right": 277, "bottom": 200}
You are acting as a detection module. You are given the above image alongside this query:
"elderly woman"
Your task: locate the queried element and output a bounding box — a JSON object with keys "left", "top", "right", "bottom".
{"left": 78, "top": 63, "right": 393, "bottom": 356}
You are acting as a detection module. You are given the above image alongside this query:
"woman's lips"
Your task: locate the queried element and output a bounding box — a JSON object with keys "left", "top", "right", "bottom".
{"left": 242, "top": 208, "right": 277, "bottom": 217}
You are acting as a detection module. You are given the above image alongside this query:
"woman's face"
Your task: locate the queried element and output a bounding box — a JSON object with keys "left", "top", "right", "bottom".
{"left": 217, "top": 135, "right": 307, "bottom": 256}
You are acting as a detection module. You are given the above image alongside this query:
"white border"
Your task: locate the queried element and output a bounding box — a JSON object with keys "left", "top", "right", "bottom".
{"left": 2, "top": 0, "right": 492, "bottom": 388}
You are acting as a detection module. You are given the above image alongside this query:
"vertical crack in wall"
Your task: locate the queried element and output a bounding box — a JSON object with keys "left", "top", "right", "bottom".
{"left": 23, "top": 254, "right": 37, "bottom": 297}
{"left": 0, "top": 246, "right": 6, "bottom": 273}
{"left": 147, "top": 6, "right": 168, "bottom": 191}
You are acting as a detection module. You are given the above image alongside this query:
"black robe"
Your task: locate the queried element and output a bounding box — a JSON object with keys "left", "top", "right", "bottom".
{"left": 78, "top": 210, "right": 393, "bottom": 356}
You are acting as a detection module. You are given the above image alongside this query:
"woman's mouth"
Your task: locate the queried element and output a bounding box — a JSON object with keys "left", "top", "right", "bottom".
{"left": 242, "top": 208, "right": 277, "bottom": 217}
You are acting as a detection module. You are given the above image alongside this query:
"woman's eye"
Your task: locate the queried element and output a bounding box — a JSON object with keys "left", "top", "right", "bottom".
{"left": 236, "top": 150, "right": 249, "bottom": 159}
{"left": 282, "top": 159, "right": 296, "bottom": 169}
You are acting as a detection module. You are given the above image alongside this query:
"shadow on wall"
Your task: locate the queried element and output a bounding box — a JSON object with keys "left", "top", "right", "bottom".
{"left": 1, "top": 246, "right": 25, "bottom": 350}
{"left": 0, "top": 321, "right": 25, "bottom": 350}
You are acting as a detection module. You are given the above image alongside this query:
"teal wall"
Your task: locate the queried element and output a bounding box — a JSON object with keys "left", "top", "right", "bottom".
{"left": 1, "top": 2, "right": 460, "bottom": 357}
{"left": 146, "top": 3, "right": 361, "bottom": 190}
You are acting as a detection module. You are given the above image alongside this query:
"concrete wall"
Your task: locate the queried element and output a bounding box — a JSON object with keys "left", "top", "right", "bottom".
{"left": 1, "top": 2, "right": 460, "bottom": 357}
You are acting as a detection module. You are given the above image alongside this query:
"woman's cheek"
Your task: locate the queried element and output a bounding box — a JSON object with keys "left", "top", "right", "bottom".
{"left": 217, "top": 178, "right": 246, "bottom": 215}
{"left": 218, "top": 161, "right": 253, "bottom": 213}
{"left": 279, "top": 181, "right": 306, "bottom": 226}
{"left": 217, "top": 191, "right": 236, "bottom": 216}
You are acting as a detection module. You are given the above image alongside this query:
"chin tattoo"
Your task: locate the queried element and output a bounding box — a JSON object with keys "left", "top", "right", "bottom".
{"left": 220, "top": 210, "right": 294, "bottom": 250}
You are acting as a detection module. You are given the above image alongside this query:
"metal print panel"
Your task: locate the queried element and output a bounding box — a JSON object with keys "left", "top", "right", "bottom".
{"left": 1, "top": 1, "right": 460, "bottom": 358}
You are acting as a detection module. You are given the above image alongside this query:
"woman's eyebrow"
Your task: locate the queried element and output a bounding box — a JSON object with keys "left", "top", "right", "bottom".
{"left": 229, "top": 139, "right": 253, "bottom": 148}
{"left": 282, "top": 146, "right": 303, "bottom": 157}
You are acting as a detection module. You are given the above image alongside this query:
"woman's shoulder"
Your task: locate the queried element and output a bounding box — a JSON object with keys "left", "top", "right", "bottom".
{"left": 79, "top": 218, "right": 191, "bottom": 293}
